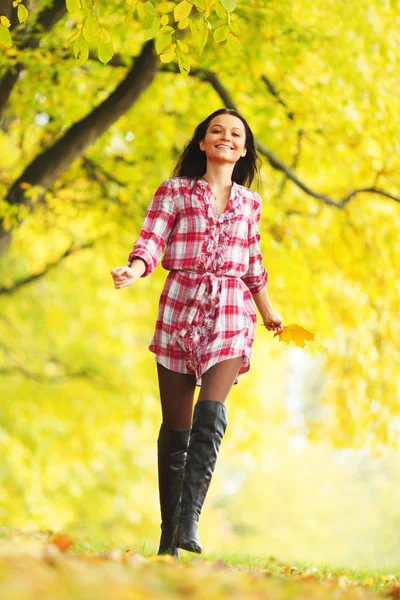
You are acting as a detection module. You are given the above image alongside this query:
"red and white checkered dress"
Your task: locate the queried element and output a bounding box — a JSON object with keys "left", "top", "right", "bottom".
{"left": 128, "top": 177, "right": 268, "bottom": 385}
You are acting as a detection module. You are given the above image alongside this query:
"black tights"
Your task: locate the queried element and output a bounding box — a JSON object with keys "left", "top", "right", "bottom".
{"left": 156, "top": 357, "right": 244, "bottom": 430}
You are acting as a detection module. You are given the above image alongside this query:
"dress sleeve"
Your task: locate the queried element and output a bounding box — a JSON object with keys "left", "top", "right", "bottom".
{"left": 127, "top": 179, "right": 177, "bottom": 277}
{"left": 241, "top": 193, "right": 268, "bottom": 294}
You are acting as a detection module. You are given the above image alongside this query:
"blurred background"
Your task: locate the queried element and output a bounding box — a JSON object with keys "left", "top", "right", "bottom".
{"left": 0, "top": 0, "right": 399, "bottom": 569}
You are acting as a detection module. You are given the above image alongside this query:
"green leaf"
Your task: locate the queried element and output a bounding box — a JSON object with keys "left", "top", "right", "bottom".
{"left": 177, "top": 39, "right": 189, "bottom": 53}
{"left": 215, "top": 1, "right": 226, "bottom": 19}
{"left": 220, "top": 0, "right": 236, "bottom": 13}
{"left": 213, "top": 24, "right": 228, "bottom": 42}
{"left": 178, "top": 16, "right": 190, "bottom": 29}
{"left": 98, "top": 39, "right": 114, "bottom": 64}
{"left": 155, "top": 30, "right": 173, "bottom": 53}
{"left": 157, "top": 1, "right": 175, "bottom": 13}
{"left": 76, "top": 40, "right": 89, "bottom": 65}
{"left": 227, "top": 31, "right": 241, "bottom": 55}
{"left": 99, "top": 27, "right": 110, "bottom": 43}
{"left": 142, "top": 16, "right": 160, "bottom": 38}
{"left": 0, "top": 22, "right": 12, "bottom": 47}
{"left": 178, "top": 53, "right": 190, "bottom": 76}
{"left": 73, "top": 34, "right": 89, "bottom": 65}
{"left": 190, "top": 18, "right": 208, "bottom": 53}
{"left": 142, "top": 15, "right": 156, "bottom": 30}
{"left": 82, "top": 13, "right": 97, "bottom": 42}
{"left": 17, "top": 3, "right": 28, "bottom": 22}
{"left": 144, "top": 1, "right": 157, "bottom": 15}
{"left": 137, "top": 2, "right": 148, "bottom": 19}
{"left": 0, "top": 15, "right": 11, "bottom": 28}
{"left": 159, "top": 43, "right": 176, "bottom": 63}
{"left": 66, "top": 0, "right": 81, "bottom": 14}
{"left": 174, "top": 0, "right": 192, "bottom": 22}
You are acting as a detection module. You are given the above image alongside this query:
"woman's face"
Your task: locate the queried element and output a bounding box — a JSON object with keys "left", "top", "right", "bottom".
{"left": 199, "top": 114, "right": 247, "bottom": 166}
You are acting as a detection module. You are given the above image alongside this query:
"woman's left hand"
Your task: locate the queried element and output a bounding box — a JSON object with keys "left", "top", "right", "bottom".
{"left": 263, "top": 311, "right": 284, "bottom": 333}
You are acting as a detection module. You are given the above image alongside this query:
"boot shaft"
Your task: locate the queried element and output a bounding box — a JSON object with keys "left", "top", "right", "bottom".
{"left": 180, "top": 400, "right": 228, "bottom": 520}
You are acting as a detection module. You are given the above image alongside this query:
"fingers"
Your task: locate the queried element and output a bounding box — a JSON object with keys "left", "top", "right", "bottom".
{"left": 111, "top": 267, "right": 129, "bottom": 289}
{"left": 265, "top": 322, "right": 284, "bottom": 332}
{"left": 110, "top": 267, "right": 127, "bottom": 278}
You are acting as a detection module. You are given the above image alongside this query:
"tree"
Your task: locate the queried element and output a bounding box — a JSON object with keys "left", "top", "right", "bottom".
{"left": 0, "top": 0, "right": 399, "bottom": 456}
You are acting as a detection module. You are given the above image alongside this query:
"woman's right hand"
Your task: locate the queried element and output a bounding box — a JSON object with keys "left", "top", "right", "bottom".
{"left": 110, "top": 266, "right": 138, "bottom": 289}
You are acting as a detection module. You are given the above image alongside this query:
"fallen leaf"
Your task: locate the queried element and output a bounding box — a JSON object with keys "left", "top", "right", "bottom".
{"left": 48, "top": 533, "right": 74, "bottom": 552}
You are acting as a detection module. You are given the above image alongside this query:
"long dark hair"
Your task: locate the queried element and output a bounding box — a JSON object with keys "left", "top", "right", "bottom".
{"left": 171, "top": 109, "right": 260, "bottom": 188}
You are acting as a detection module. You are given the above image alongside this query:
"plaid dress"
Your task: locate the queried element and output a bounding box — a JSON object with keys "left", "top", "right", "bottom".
{"left": 128, "top": 177, "right": 268, "bottom": 385}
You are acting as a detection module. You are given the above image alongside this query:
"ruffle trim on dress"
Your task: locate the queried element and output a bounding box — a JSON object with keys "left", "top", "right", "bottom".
{"left": 194, "top": 178, "right": 242, "bottom": 273}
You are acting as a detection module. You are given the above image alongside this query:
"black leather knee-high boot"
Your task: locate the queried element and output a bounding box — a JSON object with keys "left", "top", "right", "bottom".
{"left": 157, "top": 423, "right": 191, "bottom": 558}
{"left": 175, "top": 400, "right": 228, "bottom": 554}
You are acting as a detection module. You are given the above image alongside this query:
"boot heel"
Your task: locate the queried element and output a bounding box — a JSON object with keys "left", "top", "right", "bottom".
{"left": 157, "top": 424, "right": 191, "bottom": 558}
{"left": 177, "top": 515, "right": 202, "bottom": 553}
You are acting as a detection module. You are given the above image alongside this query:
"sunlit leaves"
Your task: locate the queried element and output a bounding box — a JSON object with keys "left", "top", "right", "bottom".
{"left": 213, "top": 24, "right": 229, "bottom": 42}
{"left": 4, "top": 0, "right": 241, "bottom": 72}
{"left": 0, "top": 14, "right": 10, "bottom": 27}
{"left": 82, "top": 13, "right": 97, "bottom": 43}
{"left": 97, "top": 39, "right": 114, "bottom": 64}
{"left": 73, "top": 35, "right": 89, "bottom": 66}
{"left": 0, "top": 18, "right": 12, "bottom": 48}
{"left": 64, "top": 3, "right": 114, "bottom": 65}
{"left": 215, "top": 0, "right": 226, "bottom": 19}
{"left": 227, "top": 31, "right": 241, "bottom": 55}
{"left": 66, "top": 0, "right": 81, "bottom": 14}
{"left": 17, "top": 3, "right": 28, "bottom": 23}
{"left": 159, "top": 43, "right": 176, "bottom": 62}
{"left": 190, "top": 18, "right": 209, "bottom": 53}
{"left": 174, "top": 0, "right": 192, "bottom": 21}
{"left": 220, "top": 0, "right": 237, "bottom": 12}
{"left": 155, "top": 25, "right": 174, "bottom": 53}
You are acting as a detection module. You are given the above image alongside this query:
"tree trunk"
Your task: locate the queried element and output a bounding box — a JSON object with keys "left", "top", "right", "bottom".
{"left": 0, "top": 40, "right": 158, "bottom": 257}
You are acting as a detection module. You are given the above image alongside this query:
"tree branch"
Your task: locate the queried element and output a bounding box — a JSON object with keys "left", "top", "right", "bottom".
{"left": 276, "top": 129, "right": 304, "bottom": 201}
{"left": 0, "top": 40, "right": 158, "bottom": 257}
{"left": 261, "top": 74, "right": 294, "bottom": 121}
{"left": 160, "top": 64, "right": 400, "bottom": 210}
{"left": 0, "top": 240, "right": 96, "bottom": 295}
{"left": 49, "top": 51, "right": 400, "bottom": 213}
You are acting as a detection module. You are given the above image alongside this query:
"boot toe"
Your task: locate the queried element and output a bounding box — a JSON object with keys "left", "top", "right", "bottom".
{"left": 177, "top": 516, "right": 202, "bottom": 554}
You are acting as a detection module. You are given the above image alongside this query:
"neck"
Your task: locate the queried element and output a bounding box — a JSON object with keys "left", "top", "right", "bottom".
{"left": 202, "top": 163, "right": 234, "bottom": 189}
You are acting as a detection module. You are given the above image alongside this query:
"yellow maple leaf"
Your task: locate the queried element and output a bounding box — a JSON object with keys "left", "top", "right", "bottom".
{"left": 273, "top": 324, "right": 315, "bottom": 347}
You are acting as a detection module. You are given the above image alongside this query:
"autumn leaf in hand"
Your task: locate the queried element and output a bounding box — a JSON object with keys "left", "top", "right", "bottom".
{"left": 273, "top": 324, "right": 315, "bottom": 348}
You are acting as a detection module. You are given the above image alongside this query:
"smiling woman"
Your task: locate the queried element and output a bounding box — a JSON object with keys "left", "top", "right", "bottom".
{"left": 110, "top": 108, "right": 283, "bottom": 559}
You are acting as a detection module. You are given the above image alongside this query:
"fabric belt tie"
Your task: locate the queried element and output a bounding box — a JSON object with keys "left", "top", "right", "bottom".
{"left": 168, "top": 270, "right": 236, "bottom": 349}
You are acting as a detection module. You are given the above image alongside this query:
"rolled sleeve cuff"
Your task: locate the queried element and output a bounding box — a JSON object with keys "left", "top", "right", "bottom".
{"left": 127, "top": 247, "right": 154, "bottom": 277}
{"left": 243, "top": 268, "right": 268, "bottom": 294}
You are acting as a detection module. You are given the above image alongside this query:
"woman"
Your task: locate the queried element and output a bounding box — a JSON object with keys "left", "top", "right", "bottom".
{"left": 110, "top": 109, "right": 284, "bottom": 558}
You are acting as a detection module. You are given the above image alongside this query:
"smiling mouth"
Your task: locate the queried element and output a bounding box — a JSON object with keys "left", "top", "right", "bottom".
{"left": 215, "top": 145, "right": 234, "bottom": 150}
